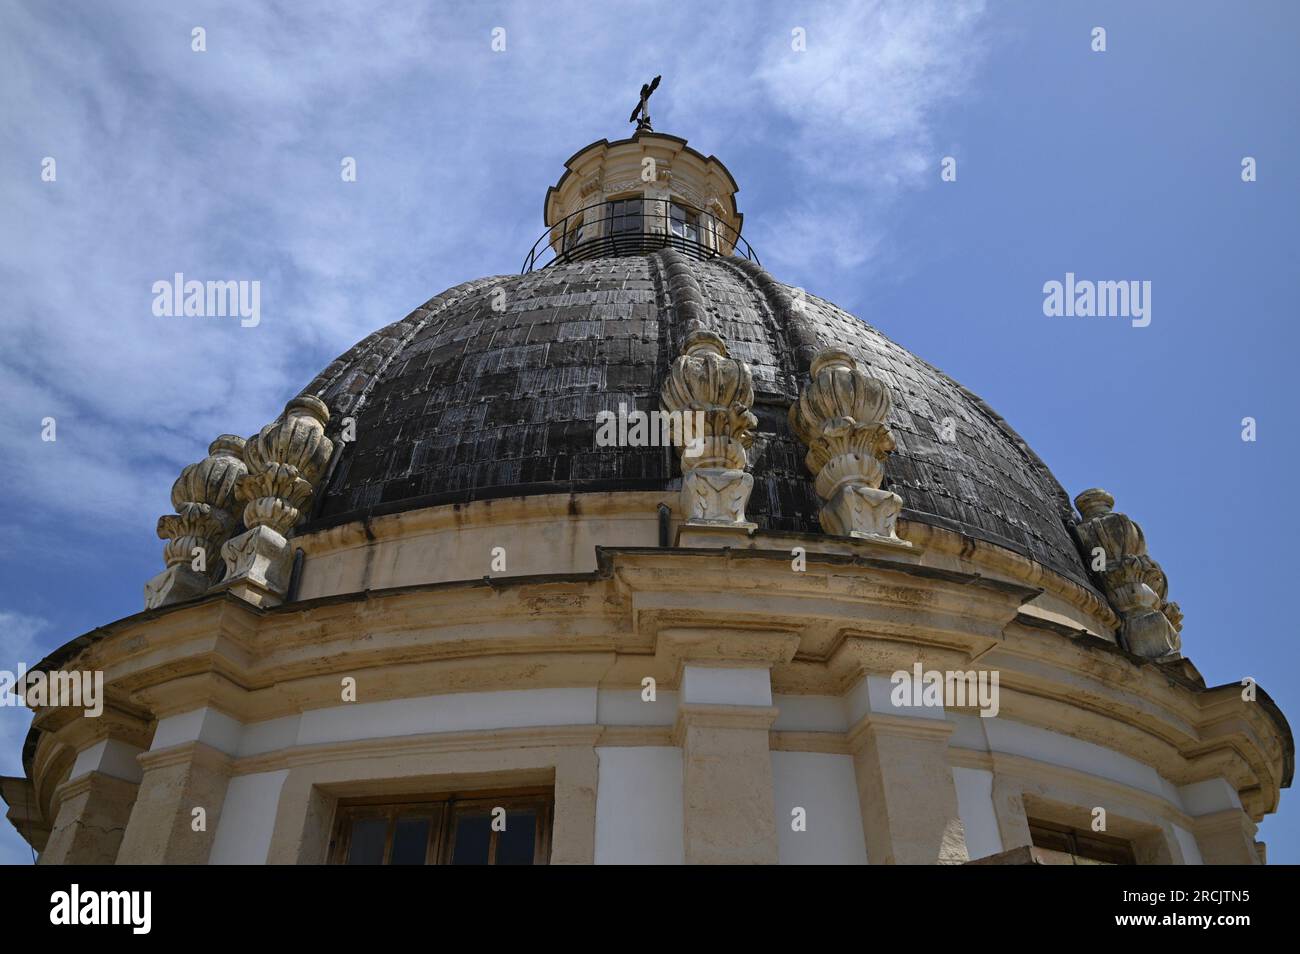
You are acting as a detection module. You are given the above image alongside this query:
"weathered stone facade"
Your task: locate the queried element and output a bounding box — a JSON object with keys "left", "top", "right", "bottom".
{"left": 789, "top": 348, "right": 906, "bottom": 543}
{"left": 1073, "top": 488, "right": 1183, "bottom": 660}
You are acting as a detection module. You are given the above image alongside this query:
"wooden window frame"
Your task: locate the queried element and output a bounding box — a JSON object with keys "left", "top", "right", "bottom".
{"left": 441, "top": 793, "right": 552, "bottom": 865}
{"left": 668, "top": 201, "right": 699, "bottom": 242}
{"left": 328, "top": 788, "right": 553, "bottom": 866}
{"left": 606, "top": 196, "right": 644, "bottom": 236}
{"left": 562, "top": 215, "right": 585, "bottom": 252}
{"left": 1028, "top": 818, "right": 1137, "bottom": 865}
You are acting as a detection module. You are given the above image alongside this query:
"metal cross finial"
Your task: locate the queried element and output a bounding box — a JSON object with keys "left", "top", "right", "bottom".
{"left": 628, "top": 75, "right": 661, "bottom": 132}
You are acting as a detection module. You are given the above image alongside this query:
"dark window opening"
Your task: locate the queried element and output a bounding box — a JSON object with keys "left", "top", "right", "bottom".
{"left": 606, "top": 198, "right": 643, "bottom": 235}
{"left": 562, "top": 217, "right": 584, "bottom": 253}
{"left": 329, "top": 790, "right": 552, "bottom": 865}
{"left": 1028, "top": 819, "right": 1136, "bottom": 865}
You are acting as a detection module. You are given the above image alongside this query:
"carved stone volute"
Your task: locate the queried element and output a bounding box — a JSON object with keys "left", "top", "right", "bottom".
{"left": 1074, "top": 488, "right": 1182, "bottom": 659}
{"left": 236, "top": 395, "right": 334, "bottom": 535}
{"left": 659, "top": 329, "right": 758, "bottom": 526}
{"left": 789, "top": 349, "right": 904, "bottom": 542}
{"left": 144, "top": 435, "right": 248, "bottom": 609}
{"left": 221, "top": 396, "right": 334, "bottom": 607}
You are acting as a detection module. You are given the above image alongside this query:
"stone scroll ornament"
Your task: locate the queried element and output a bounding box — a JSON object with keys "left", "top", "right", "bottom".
{"left": 220, "top": 396, "right": 334, "bottom": 607}
{"left": 658, "top": 329, "right": 758, "bottom": 526}
{"left": 789, "top": 349, "right": 904, "bottom": 541}
{"left": 1074, "top": 488, "right": 1182, "bottom": 659}
{"left": 144, "top": 436, "right": 248, "bottom": 609}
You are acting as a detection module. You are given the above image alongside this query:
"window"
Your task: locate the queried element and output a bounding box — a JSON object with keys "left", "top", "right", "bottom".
{"left": 329, "top": 790, "right": 552, "bottom": 865}
{"left": 606, "top": 197, "right": 643, "bottom": 235}
{"left": 561, "top": 216, "right": 584, "bottom": 254}
{"left": 668, "top": 202, "right": 699, "bottom": 241}
{"left": 1028, "top": 819, "right": 1136, "bottom": 865}
{"left": 698, "top": 210, "right": 719, "bottom": 249}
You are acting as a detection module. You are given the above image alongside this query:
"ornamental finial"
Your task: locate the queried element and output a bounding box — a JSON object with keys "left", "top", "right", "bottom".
{"left": 628, "top": 75, "right": 661, "bottom": 132}
{"left": 1073, "top": 488, "right": 1182, "bottom": 659}
{"left": 790, "top": 349, "right": 906, "bottom": 543}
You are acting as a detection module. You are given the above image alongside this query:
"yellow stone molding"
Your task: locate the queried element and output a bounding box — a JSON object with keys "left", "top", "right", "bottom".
{"left": 16, "top": 517, "right": 1291, "bottom": 852}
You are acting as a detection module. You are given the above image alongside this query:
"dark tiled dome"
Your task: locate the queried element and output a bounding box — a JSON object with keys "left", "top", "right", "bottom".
{"left": 298, "top": 253, "right": 1095, "bottom": 592}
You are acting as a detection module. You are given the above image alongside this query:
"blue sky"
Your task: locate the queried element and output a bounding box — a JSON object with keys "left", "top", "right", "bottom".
{"left": 1, "top": 0, "right": 1297, "bottom": 864}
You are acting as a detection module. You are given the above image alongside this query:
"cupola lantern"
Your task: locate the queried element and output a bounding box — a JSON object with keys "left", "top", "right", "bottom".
{"left": 522, "top": 79, "right": 757, "bottom": 271}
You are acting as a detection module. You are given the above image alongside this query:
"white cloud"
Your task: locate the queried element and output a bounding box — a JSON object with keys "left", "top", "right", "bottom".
{"left": 0, "top": 0, "right": 990, "bottom": 553}
{"left": 0, "top": 610, "right": 51, "bottom": 669}
{"left": 761, "top": 203, "right": 887, "bottom": 273}
{"left": 754, "top": 0, "right": 988, "bottom": 187}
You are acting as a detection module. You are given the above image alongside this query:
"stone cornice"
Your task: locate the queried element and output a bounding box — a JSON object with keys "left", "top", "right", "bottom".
{"left": 595, "top": 726, "right": 674, "bottom": 748}
{"left": 654, "top": 626, "right": 801, "bottom": 672}
{"left": 231, "top": 725, "right": 603, "bottom": 777}
{"left": 769, "top": 731, "right": 849, "bottom": 755}
{"left": 35, "top": 704, "right": 152, "bottom": 753}
{"left": 293, "top": 491, "right": 676, "bottom": 555}
{"left": 900, "top": 519, "right": 1117, "bottom": 630}
{"left": 543, "top": 132, "right": 742, "bottom": 234}
{"left": 137, "top": 740, "right": 234, "bottom": 776}
{"left": 847, "top": 712, "right": 956, "bottom": 752}
{"left": 52, "top": 769, "right": 139, "bottom": 806}
{"left": 30, "top": 497, "right": 1113, "bottom": 690}
{"left": 977, "top": 749, "right": 1198, "bottom": 831}
{"left": 292, "top": 494, "right": 1114, "bottom": 630}
{"left": 15, "top": 537, "right": 1291, "bottom": 834}
{"left": 1189, "top": 807, "right": 1256, "bottom": 837}
{"left": 672, "top": 704, "right": 779, "bottom": 744}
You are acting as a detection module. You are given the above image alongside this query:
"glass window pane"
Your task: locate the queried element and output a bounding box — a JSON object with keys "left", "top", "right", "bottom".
{"left": 563, "top": 220, "right": 583, "bottom": 251}
{"left": 450, "top": 814, "right": 493, "bottom": 865}
{"left": 669, "top": 204, "right": 698, "bottom": 240}
{"left": 609, "top": 199, "right": 641, "bottom": 234}
{"left": 1028, "top": 823, "right": 1072, "bottom": 853}
{"left": 346, "top": 817, "right": 388, "bottom": 865}
{"left": 494, "top": 810, "right": 537, "bottom": 865}
{"left": 669, "top": 205, "right": 684, "bottom": 236}
{"left": 390, "top": 816, "right": 431, "bottom": 865}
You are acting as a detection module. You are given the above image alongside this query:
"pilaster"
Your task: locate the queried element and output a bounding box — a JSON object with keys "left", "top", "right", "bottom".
{"left": 656, "top": 627, "right": 794, "bottom": 865}
{"left": 1192, "top": 809, "right": 1261, "bottom": 865}
{"left": 117, "top": 740, "right": 234, "bottom": 865}
{"left": 37, "top": 710, "right": 150, "bottom": 865}
{"left": 848, "top": 712, "right": 968, "bottom": 864}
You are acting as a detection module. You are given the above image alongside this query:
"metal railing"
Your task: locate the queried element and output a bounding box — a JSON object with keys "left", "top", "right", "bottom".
{"left": 521, "top": 197, "right": 759, "bottom": 273}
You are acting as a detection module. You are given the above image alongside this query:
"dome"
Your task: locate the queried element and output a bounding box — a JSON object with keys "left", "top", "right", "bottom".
{"left": 11, "top": 119, "right": 1288, "bottom": 871}
{"left": 298, "top": 253, "right": 1096, "bottom": 594}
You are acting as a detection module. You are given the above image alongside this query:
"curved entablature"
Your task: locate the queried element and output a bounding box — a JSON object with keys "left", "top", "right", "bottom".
{"left": 5, "top": 520, "right": 1292, "bottom": 864}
